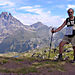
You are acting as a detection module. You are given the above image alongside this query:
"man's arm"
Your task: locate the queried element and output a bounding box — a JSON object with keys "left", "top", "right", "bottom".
{"left": 51, "top": 20, "right": 66, "bottom": 33}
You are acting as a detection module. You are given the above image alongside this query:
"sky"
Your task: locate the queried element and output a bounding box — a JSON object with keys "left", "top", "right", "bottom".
{"left": 0, "top": 0, "right": 75, "bottom": 27}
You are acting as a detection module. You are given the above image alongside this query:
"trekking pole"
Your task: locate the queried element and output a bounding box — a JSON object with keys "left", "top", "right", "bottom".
{"left": 48, "top": 28, "right": 54, "bottom": 59}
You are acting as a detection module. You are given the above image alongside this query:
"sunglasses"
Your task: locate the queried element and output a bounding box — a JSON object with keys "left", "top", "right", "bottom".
{"left": 68, "top": 12, "right": 73, "bottom": 14}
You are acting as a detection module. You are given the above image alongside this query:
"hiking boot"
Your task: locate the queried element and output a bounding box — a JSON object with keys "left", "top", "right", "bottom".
{"left": 55, "top": 54, "right": 63, "bottom": 61}
{"left": 55, "top": 57, "right": 63, "bottom": 61}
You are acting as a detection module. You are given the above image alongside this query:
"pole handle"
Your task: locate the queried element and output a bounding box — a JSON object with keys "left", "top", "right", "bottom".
{"left": 52, "top": 28, "right": 54, "bottom": 34}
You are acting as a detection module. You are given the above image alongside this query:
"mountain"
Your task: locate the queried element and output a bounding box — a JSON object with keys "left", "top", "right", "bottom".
{"left": 0, "top": 12, "right": 25, "bottom": 43}
{"left": 0, "top": 12, "right": 65, "bottom": 53}
{"left": 30, "top": 22, "right": 44, "bottom": 29}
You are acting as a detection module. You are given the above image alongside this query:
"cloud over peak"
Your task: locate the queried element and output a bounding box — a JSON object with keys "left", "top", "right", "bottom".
{"left": 0, "top": 1, "right": 15, "bottom": 6}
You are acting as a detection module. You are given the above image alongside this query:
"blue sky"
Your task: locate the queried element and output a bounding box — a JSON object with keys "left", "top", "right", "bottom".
{"left": 0, "top": 0, "right": 75, "bottom": 27}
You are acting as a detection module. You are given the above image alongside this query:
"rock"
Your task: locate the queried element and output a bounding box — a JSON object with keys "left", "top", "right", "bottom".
{"left": 64, "top": 56, "right": 69, "bottom": 60}
{"left": 31, "top": 53, "right": 36, "bottom": 57}
{"left": 66, "top": 50, "right": 71, "bottom": 52}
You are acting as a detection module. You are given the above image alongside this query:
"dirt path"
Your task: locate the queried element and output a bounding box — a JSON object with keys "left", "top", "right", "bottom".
{"left": 0, "top": 57, "right": 75, "bottom": 75}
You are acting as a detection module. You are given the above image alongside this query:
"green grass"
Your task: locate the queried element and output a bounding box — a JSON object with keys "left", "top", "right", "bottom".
{"left": 14, "top": 58, "right": 24, "bottom": 62}
{"left": 0, "top": 59, "right": 8, "bottom": 64}
{"left": 0, "top": 66, "right": 38, "bottom": 74}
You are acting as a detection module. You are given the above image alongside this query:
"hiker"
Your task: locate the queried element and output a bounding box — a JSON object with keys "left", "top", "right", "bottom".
{"left": 51, "top": 8, "right": 75, "bottom": 62}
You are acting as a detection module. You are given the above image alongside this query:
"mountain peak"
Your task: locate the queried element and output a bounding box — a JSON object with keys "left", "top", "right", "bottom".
{"left": 1, "top": 12, "right": 8, "bottom": 16}
{"left": 0, "top": 12, "right": 12, "bottom": 19}
{"left": 36, "top": 22, "right": 43, "bottom": 25}
{"left": 31, "top": 22, "right": 44, "bottom": 28}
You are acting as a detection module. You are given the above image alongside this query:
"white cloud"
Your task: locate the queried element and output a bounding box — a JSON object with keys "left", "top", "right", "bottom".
{"left": 0, "top": 0, "right": 15, "bottom": 7}
{"left": 27, "top": 9, "right": 43, "bottom": 14}
{"left": 67, "top": 4, "right": 75, "bottom": 10}
{"left": 19, "top": 5, "right": 41, "bottom": 10}
{"left": 17, "top": 5, "right": 64, "bottom": 27}
{"left": 19, "top": 6, "right": 32, "bottom": 9}
{"left": 0, "top": 0, "right": 16, "bottom": 14}
{"left": 0, "top": 1, "right": 14, "bottom": 6}
{"left": 19, "top": 5, "right": 51, "bottom": 15}
{"left": 14, "top": 11, "right": 64, "bottom": 27}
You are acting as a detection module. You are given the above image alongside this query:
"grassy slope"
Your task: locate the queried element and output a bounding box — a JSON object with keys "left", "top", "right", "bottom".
{"left": 0, "top": 44, "right": 74, "bottom": 74}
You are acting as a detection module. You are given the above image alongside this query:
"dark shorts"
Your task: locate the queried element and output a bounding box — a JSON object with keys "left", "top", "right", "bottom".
{"left": 62, "top": 35, "right": 75, "bottom": 46}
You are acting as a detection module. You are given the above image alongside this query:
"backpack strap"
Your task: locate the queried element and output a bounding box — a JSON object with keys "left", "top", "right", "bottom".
{"left": 74, "top": 17, "right": 75, "bottom": 24}
{"left": 66, "top": 18, "right": 70, "bottom": 27}
{"left": 66, "top": 18, "right": 69, "bottom": 24}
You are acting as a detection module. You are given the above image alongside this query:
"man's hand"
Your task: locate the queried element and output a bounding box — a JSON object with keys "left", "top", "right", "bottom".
{"left": 51, "top": 28, "right": 56, "bottom": 33}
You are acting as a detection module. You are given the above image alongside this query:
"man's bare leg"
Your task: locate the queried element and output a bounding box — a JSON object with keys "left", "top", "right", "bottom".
{"left": 58, "top": 41, "right": 68, "bottom": 60}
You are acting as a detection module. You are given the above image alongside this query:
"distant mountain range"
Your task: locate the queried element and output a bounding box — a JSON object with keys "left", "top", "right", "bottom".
{"left": 0, "top": 12, "right": 66, "bottom": 53}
